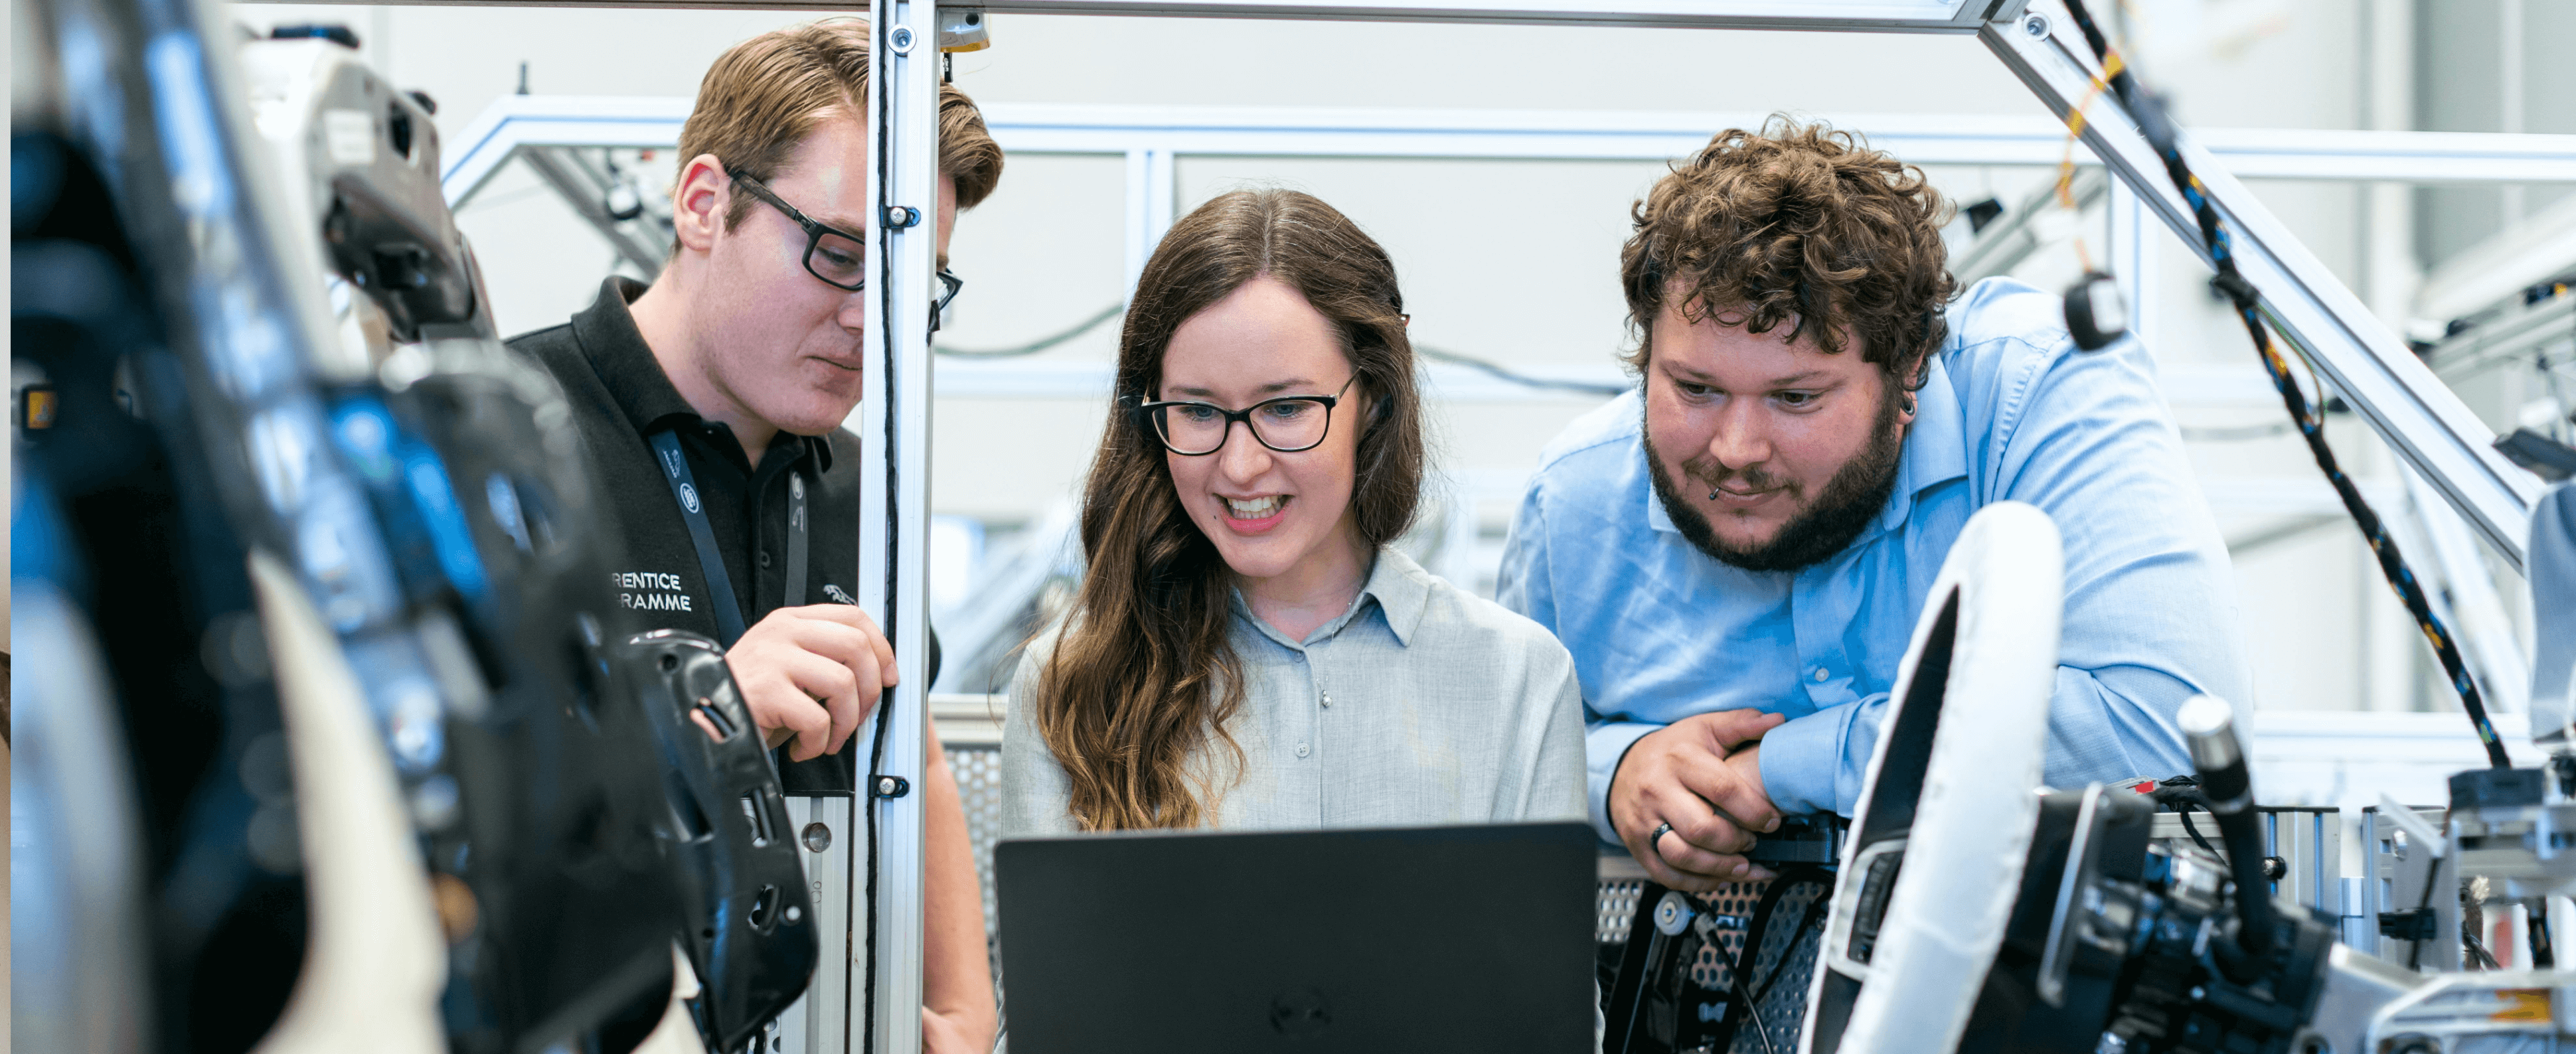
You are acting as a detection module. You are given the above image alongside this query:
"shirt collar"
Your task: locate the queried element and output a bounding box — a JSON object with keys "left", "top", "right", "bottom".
{"left": 1641, "top": 356, "right": 1967, "bottom": 538}
{"left": 1880, "top": 354, "right": 1967, "bottom": 533}
{"left": 571, "top": 276, "right": 835, "bottom": 475}
{"left": 1228, "top": 546, "right": 1433, "bottom": 650}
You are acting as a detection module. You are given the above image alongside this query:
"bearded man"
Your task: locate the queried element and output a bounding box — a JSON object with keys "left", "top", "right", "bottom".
{"left": 1495, "top": 119, "right": 2249, "bottom": 893}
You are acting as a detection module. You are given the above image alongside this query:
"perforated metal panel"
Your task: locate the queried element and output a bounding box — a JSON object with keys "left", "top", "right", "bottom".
{"left": 1594, "top": 873, "right": 1830, "bottom": 1053}
{"left": 946, "top": 743, "right": 1005, "bottom": 935}
{"left": 1599, "top": 879, "right": 1647, "bottom": 943}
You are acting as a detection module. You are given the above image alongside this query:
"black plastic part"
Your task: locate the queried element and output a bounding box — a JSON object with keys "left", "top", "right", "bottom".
{"left": 1747, "top": 814, "right": 1848, "bottom": 865}
{"left": 268, "top": 23, "right": 359, "bottom": 48}
{"left": 381, "top": 369, "right": 685, "bottom": 1054}
{"left": 619, "top": 631, "right": 819, "bottom": 1053}
{"left": 872, "top": 775, "right": 913, "bottom": 800}
{"left": 1965, "top": 197, "right": 2006, "bottom": 234}
{"left": 2496, "top": 427, "right": 2576, "bottom": 483}
{"left": 1959, "top": 789, "right": 2152, "bottom": 1053}
{"left": 2062, "top": 271, "right": 2129, "bottom": 352}
{"left": 2186, "top": 720, "right": 2277, "bottom": 975}
{"left": 2379, "top": 908, "right": 2440, "bottom": 941}
{"left": 15, "top": 137, "right": 312, "bottom": 1053}
{"left": 2451, "top": 767, "right": 2548, "bottom": 810}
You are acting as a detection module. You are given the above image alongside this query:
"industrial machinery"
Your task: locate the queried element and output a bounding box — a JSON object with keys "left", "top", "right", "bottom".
{"left": 1597, "top": 492, "right": 2576, "bottom": 1053}
{"left": 1792, "top": 498, "right": 2576, "bottom": 1054}
{"left": 14, "top": 3, "right": 819, "bottom": 1051}
{"left": 17, "top": 0, "right": 2576, "bottom": 1050}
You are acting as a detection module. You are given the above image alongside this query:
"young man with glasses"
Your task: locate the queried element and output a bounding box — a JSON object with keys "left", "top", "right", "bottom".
{"left": 505, "top": 20, "right": 1003, "bottom": 1053}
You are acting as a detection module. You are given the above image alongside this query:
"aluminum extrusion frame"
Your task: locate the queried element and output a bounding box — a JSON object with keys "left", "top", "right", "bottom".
{"left": 1982, "top": 3, "right": 2541, "bottom": 569}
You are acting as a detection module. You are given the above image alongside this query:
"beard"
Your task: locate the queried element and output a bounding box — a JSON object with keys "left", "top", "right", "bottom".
{"left": 1645, "top": 382, "right": 1908, "bottom": 573}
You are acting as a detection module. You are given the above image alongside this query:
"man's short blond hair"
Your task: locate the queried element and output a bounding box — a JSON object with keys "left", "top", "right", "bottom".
{"left": 677, "top": 19, "right": 1005, "bottom": 232}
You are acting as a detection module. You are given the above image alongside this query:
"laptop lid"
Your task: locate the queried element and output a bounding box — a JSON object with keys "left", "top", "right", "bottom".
{"left": 997, "top": 822, "right": 1596, "bottom": 1054}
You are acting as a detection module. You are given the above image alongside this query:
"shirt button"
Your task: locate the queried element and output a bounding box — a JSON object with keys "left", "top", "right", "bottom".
{"left": 1295, "top": 741, "right": 1311, "bottom": 759}
{"left": 1321, "top": 691, "right": 1332, "bottom": 708}
{"left": 758, "top": 551, "right": 772, "bottom": 568}
{"left": 1812, "top": 666, "right": 1830, "bottom": 682}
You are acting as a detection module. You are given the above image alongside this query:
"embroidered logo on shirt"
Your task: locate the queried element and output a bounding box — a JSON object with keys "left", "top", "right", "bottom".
{"left": 613, "top": 570, "right": 694, "bottom": 612}
{"left": 823, "top": 584, "right": 857, "bottom": 605}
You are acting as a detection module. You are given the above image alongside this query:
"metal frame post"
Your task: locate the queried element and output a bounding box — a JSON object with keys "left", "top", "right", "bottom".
{"left": 857, "top": 1, "right": 939, "bottom": 1049}
{"left": 2105, "top": 174, "right": 2156, "bottom": 352}
{"left": 1982, "top": 1, "right": 2541, "bottom": 570}
{"left": 1122, "top": 147, "right": 1176, "bottom": 295}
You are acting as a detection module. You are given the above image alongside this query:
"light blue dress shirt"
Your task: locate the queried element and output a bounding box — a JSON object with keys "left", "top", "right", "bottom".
{"left": 1495, "top": 277, "right": 2251, "bottom": 842}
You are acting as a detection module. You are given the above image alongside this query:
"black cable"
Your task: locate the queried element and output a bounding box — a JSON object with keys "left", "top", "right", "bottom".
{"left": 2058, "top": 0, "right": 2511, "bottom": 771}
{"left": 1415, "top": 345, "right": 1632, "bottom": 397}
{"left": 2407, "top": 836, "right": 2442, "bottom": 971}
{"left": 1712, "top": 867, "right": 1827, "bottom": 1049}
{"left": 927, "top": 299, "right": 1631, "bottom": 402}
{"left": 1731, "top": 974, "right": 1779, "bottom": 1054}
{"left": 2532, "top": 898, "right": 2556, "bottom": 968}
{"left": 862, "top": 35, "right": 898, "bottom": 1052}
{"left": 2174, "top": 807, "right": 2224, "bottom": 865}
{"left": 1746, "top": 885, "right": 1832, "bottom": 1006}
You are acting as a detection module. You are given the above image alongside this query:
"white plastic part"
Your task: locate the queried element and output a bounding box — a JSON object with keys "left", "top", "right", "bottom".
{"left": 246, "top": 551, "right": 447, "bottom": 1054}
{"left": 633, "top": 945, "right": 712, "bottom": 1054}
{"left": 1803, "top": 500, "right": 2065, "bottom": 1054}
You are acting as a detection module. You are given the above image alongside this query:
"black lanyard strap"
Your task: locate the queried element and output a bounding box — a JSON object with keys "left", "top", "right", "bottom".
{"left": 650, "top": 429, "right": 811, "bottom": 647}
{"left": 784, "top": 471, "right": 809, "bottom": 609}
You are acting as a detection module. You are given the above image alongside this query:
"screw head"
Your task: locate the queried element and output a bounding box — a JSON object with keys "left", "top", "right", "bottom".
{"left": 2023, "top": 13, "right": 2050, "bottom": 37}
{"left": 801, "top": 821, "right": 833, "bottom": 853}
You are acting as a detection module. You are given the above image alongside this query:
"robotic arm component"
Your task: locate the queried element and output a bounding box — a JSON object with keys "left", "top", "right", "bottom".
{"left": 244, "top": 36, "right": 486, "bottom": 345}
{"left": 1790, "top": 500, "right": 2470, "bottom": 1054}
{"left": 244, "top": 32, "right": 822, "bottom": 1051}
{"left": 1805, "top": 500, "right": 2068, "bottom": 1054}
{"left": 623, "top": 631, "right": 820, "bottom": 1052}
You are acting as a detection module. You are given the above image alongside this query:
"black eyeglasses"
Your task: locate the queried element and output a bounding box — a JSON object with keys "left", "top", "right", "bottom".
{"left": 727, "top": 168, "right": 965, "bottom": 326}
{"left": 1133, "top": 375, "right": 1358, "bottom": 456}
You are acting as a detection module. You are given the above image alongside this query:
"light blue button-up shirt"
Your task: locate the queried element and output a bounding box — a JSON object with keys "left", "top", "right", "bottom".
{"left": 1495, "top": 277, "right": 2250, "bottom": 842}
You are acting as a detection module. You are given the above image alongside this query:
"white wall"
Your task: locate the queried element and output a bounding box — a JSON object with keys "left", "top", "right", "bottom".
{"left": 220, "top": 0, "right": 2538, "bottom": 720}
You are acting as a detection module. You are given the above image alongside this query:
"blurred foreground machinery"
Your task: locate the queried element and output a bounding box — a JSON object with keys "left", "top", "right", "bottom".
{"left": 13, "top": 0, "right": 817, "bottom": 1051}
{"left": 1601, "top": 500, "right": 2576, "bottom": 1054}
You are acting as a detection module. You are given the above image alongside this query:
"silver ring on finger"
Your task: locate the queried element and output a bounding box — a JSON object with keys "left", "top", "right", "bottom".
{"left": 1648, "top": 820, "right": 1674, "bottom": 862}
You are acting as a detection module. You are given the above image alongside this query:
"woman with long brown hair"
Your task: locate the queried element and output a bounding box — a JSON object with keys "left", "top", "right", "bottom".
{"left": 999, "top": 188, "right": 1584, "bottom": 834}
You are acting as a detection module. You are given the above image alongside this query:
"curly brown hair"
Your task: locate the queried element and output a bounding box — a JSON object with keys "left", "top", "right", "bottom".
{"left": 1620, "top": 116, "right": 1955, "bottom": 387}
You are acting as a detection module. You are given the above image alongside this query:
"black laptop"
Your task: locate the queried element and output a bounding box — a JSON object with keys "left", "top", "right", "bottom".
{"left": 995, "top": 822, "right": 1597, "bottom": 1053}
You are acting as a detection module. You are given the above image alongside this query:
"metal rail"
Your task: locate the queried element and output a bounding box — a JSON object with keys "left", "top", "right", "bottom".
{"left": 1982, "top": 1, "right": 2542, "bottom": 571}
{"left": 250, "top": 0, "right": 2008, "bottom": 30}
{"left": 2427, "top": 292, "right": 2576, "bottom": 383}
{"left": 857, "top": 1, "right": 938, "bottom": 1049}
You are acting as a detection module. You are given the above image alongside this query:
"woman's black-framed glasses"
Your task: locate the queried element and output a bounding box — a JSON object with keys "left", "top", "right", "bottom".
{"left": 727, "top": 169, "right": 965, "bottom": 325}
{"left": 1134, "top": 375, "right": 1358, "bottom": 455}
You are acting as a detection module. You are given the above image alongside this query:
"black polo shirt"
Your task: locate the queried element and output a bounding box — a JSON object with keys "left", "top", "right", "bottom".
{"left": 511, "top": 277, "right": 913, "bottom": 793}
